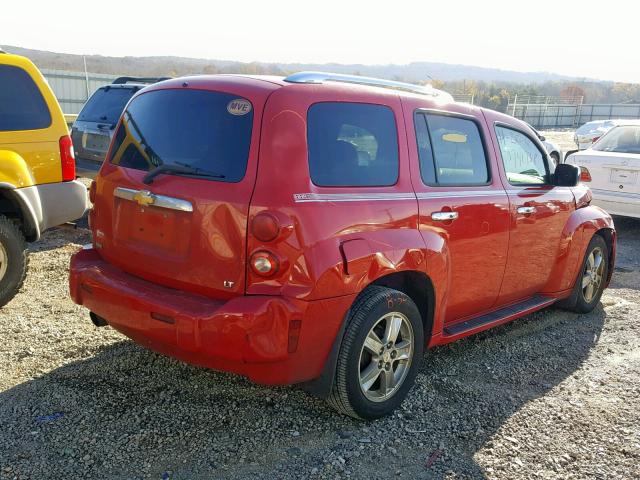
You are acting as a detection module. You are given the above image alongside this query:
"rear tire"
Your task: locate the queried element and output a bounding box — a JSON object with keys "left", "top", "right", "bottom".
{"left": 558, "top": 234, "right": 608, "bottom": 313}
{"left": 327, "top": 286, "right": 424, "bottom": 419}
{"left": 0, "top": 215, "right": 28, "bottom": 307}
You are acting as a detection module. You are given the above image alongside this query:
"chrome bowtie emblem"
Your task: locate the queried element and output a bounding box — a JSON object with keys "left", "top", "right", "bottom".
{"left": 133, "top": 190, "right": 155, "bottom": 207}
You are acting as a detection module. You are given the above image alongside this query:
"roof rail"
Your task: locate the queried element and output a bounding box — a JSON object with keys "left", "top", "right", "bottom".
{"left": 112, "top": 76, "right": 171, "bottom": 85}
{"left": 283, "top": 71, "right": 454, "bottom": 101}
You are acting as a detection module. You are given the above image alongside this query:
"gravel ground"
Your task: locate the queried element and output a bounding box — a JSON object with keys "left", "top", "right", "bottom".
{"left": 1, "top": 174, "right": 639, "bottom": 478}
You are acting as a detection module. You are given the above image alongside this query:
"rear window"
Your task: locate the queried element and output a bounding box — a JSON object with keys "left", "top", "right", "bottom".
{"left": 109, "top": 89, "right": 253, "bottom": 182}
{"left": 593, "top": 125, "right": 640, "bottom": 154}
{"left": 576, "top": 121, "right": 615, "bottom": 136}
{"left": 78, "top": 87, "right": 137, "bottom": 124}
{"left": 307, "top": 102, "right": 399, "bottom": 187}
{"left": 0, "top": 65, "right": 51, "bottom": 132}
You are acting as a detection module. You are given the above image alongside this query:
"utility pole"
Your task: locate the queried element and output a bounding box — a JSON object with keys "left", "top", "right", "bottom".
{"left": 83, "top": 56, "right": 90, "bottom": 100}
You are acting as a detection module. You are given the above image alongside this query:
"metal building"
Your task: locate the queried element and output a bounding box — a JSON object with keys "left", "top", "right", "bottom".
{"left": 41, "top": 69, "right": 118, "bottom": 114}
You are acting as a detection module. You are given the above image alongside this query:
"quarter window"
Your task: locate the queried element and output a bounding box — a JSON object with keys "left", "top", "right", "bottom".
{"left": 307, "top": 103, "right": 399, "bottom": 187}
{"left": 0, "top": 65, "right": 51, "bottom": 132}
{"left": 415, "top": 113, "right": 489, "bottom": 185}
{"left": 495, "top": 126, "right": 548, "bottom": 185}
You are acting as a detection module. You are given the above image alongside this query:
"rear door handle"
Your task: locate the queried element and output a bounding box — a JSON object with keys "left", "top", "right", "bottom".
{"left": 431, "top": 211, "right": 459, "bottom": 221}
{"left": 517, "top": 206, "right": 536, "bottom": 215}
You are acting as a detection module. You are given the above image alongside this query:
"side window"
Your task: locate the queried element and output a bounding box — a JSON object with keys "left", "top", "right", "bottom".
{"left": 307, "top": 103, "right": 399, "bottom": 187}
{"left": 415, "top": 113, "right": 489, "bottom": 185}
{"left": 337, "top": 124, "right": 378, "bottom": 167}
{"left": 495, "top": 126, "right": 549, "bottom": 185}
{"left": 0, "top": 65, "right": 51, "bottom": 132}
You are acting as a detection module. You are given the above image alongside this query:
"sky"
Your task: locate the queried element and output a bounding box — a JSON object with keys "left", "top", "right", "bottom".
{"left": 3, "top": 0, "right": 639, "bottom": 83}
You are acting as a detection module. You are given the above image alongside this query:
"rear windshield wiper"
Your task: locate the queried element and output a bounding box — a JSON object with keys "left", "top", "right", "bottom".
{"left": 143, "top": 163, "right": 226, "bottom": 184}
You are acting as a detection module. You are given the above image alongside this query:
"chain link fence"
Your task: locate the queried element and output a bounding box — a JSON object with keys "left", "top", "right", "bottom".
{"left": 42, "top": 69, "right": 119, "bottom": 114}
{"left": 507, "top": 95, "right": 640, "bottom": 128}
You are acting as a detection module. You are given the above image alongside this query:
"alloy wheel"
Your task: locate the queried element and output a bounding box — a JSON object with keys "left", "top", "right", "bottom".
{"left": 581, "top": 246, "right": 605, "bottom": 303}
{"left": 358, "top": 312, "right": 414, "bottom": 402}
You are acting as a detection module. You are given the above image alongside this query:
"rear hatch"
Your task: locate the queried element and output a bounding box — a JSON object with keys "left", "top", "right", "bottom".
{"left": 575, "top": 151, "right": 640, "bottom": 195}
{"left": 572, "top": 126, "right": 640, "bottom": 195}
{"left": 92, "top": 78, "right": 277, "bottom": 298}
{"left": 71, "top": 85, "right": 139, "bottom": 168}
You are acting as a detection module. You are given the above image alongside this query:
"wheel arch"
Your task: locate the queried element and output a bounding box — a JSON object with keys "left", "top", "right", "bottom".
{"left": 545, "top": 204, "right": 615, "bottom": 294}
{"left": 595, "top": 226, "right": 616, "bottom": 287}
{"left": 0, "top": 185, "right": 39, "bottom": 242}
{"left": 301, "top": 269, "right": 436, "bottom": 399}
{"left": 369, "top": 270, "right": 435, "bottom": 343}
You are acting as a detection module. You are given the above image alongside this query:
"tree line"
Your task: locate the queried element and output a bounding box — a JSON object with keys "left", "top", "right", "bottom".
{"left": 429, "top": 79, "right": 640, "bottom": 112}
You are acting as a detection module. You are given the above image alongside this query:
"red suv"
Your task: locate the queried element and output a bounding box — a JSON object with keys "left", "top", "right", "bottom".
{"left": 69, "top": 72, "right": 616, "bottom": 419}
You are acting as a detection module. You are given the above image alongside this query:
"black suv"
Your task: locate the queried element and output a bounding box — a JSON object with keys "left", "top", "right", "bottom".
{"left": 71, "top": 77, "right": 168, "bottom": 178}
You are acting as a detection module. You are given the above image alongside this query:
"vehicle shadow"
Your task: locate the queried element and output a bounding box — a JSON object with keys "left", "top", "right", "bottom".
{"left": 609, "top": 215, "right": 640, "bottom": 291}
{"left": 0, "top": 304, "right": 606, "bottom": 479}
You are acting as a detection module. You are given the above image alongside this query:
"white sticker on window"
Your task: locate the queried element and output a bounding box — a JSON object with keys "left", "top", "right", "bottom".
{"left": 227, "top": 99, "right": 252, "bottom": 116}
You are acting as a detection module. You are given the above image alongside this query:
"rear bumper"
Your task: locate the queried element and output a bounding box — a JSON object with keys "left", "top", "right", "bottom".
{"left": 69, "top": 248, "right": 353, "bottom": 385}
{"left": 591, "top": 189, "right": 640, "bottom": 219}
{"left": 13, "top": 180, "right": 88, "bottom": 240}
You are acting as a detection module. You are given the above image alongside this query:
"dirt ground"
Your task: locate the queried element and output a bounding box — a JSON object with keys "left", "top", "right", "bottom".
{"left": 1, "top": 131, "right": 639, "bottom": 479}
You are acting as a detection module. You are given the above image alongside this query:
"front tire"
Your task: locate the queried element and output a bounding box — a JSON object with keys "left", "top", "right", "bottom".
{"left": 327, "top": 286, "right": 424, "bottom": 419}
{"left": 559, "top": 234, "right": 608, "bottom": 313}
{"left": 0, "top": 216, "right": 28, "bottom": 307}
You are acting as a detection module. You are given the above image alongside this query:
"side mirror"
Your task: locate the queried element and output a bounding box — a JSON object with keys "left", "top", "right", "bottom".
{"left": 552, "top": 163, "right": 580, "bottom": 187}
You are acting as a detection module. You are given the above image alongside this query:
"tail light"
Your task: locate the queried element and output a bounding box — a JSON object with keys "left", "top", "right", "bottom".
{"left": 591, "top": 136, "right": 600, "bottom": 145}
{"left": 247, "top": 211, "right": 293, "bottom": 289}
{"left": 59, "top": 135, "right": 76, "bottom": 181}
{"left": 250, "top": 251, "right": 279, "bottom": 277}
{"left": 579, "top": 166, "right": 592, "bottom": 182}
{"left": 251, "top": 212, "right": 280, "bottom": 242}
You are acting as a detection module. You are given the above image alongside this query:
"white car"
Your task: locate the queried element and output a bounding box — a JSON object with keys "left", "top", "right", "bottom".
{"left": 566, "top": 124, "right": 640, "bottom": 218}
{"left": 574, "top": 119, "right": 640, "bottom": 150}
{"left": 527, "top": 123, "right": 563, "bottom": 165}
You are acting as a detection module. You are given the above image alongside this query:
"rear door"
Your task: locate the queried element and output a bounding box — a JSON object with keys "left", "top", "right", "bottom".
{"left": 92, "top": 79, "right": 277, "bottom": 299}
{"left": 404, "top": 101, "right": 510, "bottom": 323}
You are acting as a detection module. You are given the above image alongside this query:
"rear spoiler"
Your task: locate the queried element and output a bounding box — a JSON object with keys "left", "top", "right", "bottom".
{"left": 112, "top": 76, "right": 171, "bottom": 85}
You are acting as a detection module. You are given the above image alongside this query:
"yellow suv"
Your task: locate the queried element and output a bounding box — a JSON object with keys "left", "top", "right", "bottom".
{"left": 0, "top": 51, "right": 87, "bottom": 306}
